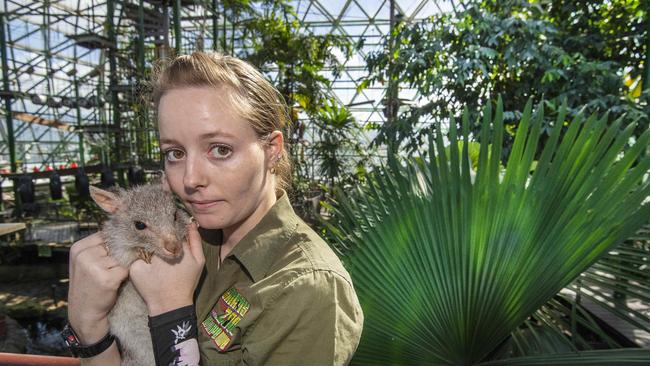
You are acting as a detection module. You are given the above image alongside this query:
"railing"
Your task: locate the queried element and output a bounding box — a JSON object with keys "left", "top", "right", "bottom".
{"left": 0, "top": 353, "right": 79, "bottom": 366}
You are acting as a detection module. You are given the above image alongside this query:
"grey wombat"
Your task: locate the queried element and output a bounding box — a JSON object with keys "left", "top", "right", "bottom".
{"left": 90, "top": 183, "right": 190, "bottom": 366}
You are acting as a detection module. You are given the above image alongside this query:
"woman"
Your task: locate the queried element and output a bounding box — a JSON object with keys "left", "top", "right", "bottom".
{"left": 66, "top": 52, "right": 364, "bottom": 365}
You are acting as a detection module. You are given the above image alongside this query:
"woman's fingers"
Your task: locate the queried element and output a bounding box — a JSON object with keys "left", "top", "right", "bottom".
{"left": 129, "top": 256, "right": 149, "bottom": 274}
{"left": 70, "top": 238, "right": 126, "bottom": 294}
{"left": 70, "top": 232, "right": 105, "bottom": 259}
{"left": 186, "top": 223, "right": 205, "bottom": 265}
{"left": 101, "top": 253, "right": 123, "bottom": 269}
{"left": 69, "top": 232, "right": 106, "bottom": 276}
{"left": 106, "top": 263, "right": 129, "bottom": 280}
{"left": 67, "top": 234, "right": 128, "bottom": 335}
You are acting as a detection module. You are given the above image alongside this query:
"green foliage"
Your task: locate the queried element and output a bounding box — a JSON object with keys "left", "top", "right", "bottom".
{"left": 363, "top": 0, "right": 649, "bottom": 155}
{"left": 237, "top": 1, "right": 352, "bottom": 118}
{"left": 328, "top": 100, "right": 650, "bottom": 365}
{"left": 313, "top": 99, "right": 368, "bottom": 187}
{"left": 219, "top": 1, "right": 359, "bottom": 203}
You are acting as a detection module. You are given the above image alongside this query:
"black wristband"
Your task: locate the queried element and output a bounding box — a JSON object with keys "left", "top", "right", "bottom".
{"left": 148, "top": 304, "right": 197, "bottom": 329}
{"left": 148, "top": 305, "right": 199, "bottom": 366}
{"left": 61, "top": 323, "right": 116, "bottom": 358}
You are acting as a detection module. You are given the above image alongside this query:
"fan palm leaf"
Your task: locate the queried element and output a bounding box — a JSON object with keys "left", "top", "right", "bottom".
{"left": 329, "top": 99, "right": 650, "bottom": 365}
{"left": 491, "top": 225, "right": 650, "bottom": 358}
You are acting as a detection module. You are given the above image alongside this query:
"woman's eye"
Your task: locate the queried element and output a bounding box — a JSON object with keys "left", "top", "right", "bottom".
{"left": 164, "top": 149, "right": 185, "bottom": 162}
{"left": 210, "top": 145, "right": 232, "bottom": 159}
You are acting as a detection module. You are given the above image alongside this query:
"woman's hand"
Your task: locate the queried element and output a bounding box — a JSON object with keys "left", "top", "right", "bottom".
{"left": 67, "top": 232, "right": 129, "bottom": 343}
{"left": 130, "top": 223, "right": 205, "bottom": 316}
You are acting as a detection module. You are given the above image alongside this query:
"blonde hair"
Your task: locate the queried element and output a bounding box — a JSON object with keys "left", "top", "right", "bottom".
{"left": 151, "top": 52, "right": 292, "bottom": 193}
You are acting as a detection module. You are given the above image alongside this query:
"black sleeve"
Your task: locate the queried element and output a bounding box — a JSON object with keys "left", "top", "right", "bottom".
{"left": 148, "top": 305, "right": 201, "bottom": 366}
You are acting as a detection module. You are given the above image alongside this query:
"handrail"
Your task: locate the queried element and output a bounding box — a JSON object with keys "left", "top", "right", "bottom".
{"left": 0, "top": 353, "right": 79, "bottom": 366}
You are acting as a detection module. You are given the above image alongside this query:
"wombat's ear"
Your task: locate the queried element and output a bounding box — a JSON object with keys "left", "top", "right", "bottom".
{"left": 151, "top": 170, "right": 171, "bottom": 192}
{"left": 162, "top": 178, "right": 171, "bottom": 193}
{"left": 90, "top": 186, "right": 120, "bottom": 213}
{"left": 160, "top": 172, "right": 172, "bottom": 193}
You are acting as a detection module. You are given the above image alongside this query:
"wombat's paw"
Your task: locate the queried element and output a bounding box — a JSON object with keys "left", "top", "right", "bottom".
{"left": 137, "top": 247, "right": 154, "bottom": 264}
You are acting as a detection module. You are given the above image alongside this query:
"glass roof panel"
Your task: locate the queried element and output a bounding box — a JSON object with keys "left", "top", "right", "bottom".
{"left": 0, "top": 0, "right": 447, "bottom": 172}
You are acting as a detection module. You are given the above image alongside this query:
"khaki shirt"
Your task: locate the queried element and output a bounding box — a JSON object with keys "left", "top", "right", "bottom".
{"left": 195, "top": 191, "right": 364, "bottom": 365}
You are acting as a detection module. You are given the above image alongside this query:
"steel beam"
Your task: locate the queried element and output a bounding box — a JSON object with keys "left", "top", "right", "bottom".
{"left": 0, "top": 13, "right": 16, "bottom": 174}
{"left": 173, "top": 0, "right": 181, "bottom": 54}
{"left": 106, "top": 0, "right": 124, "bottom": 185}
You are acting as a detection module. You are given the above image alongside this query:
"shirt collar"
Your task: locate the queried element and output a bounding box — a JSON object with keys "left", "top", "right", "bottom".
{"left": 227, "top": 190, "right": 299, "bottom": 282}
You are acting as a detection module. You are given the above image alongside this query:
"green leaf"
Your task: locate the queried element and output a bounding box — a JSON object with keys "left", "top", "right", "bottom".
{"left": 479, "top": 46, "right": 498, "bottom": 59}
{"left": 330, "top": 100, "right": 649, "bottom": 365}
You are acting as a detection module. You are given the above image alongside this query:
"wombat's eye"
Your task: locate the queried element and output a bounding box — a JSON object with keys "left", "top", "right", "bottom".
{"left": 173, "top": 212, "right": 177, "bottom": 222}
{"left": 134, "top": 221, "right": 147, "bottom": 230}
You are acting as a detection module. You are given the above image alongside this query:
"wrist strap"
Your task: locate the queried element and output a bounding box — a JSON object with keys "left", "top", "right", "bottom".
{"left": 61, "top": 323, "right": 116, "bottom": 358}
{"left": 148, "top": 305, "right": 198, "bottom": 366}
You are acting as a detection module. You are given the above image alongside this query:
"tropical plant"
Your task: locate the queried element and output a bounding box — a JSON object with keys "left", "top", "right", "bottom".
{"left": 227, "top": 0, "right": 356, "bottom": 208}
{"left": 328, "top": 99, "right": 650, "bottom": 365}
{"left": 237, "top": 0, "right": 351, "bottom": 124}
{"left": 313, "top": 100, "right": 368, "bottom": 188}
{"left": 361, "top": 0, "right": 649, "bottom": 155}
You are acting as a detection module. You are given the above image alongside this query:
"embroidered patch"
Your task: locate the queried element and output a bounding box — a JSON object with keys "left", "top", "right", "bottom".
{"left": 201, "top": 287, "right": 251, "bottom": 352}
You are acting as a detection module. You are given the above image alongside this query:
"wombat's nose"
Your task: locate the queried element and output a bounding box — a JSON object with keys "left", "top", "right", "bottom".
{"left": 164, "top": 242, "right": 182, "bottom": 256}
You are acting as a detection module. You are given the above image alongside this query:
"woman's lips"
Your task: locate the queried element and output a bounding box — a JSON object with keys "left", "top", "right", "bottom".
{"left": 188, "top": 200, "right": 221, "bottom": 212}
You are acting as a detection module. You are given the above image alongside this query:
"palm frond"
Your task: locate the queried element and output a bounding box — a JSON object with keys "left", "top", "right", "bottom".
{"left": 329, "top": 99, "right": 650, "bottom": 365}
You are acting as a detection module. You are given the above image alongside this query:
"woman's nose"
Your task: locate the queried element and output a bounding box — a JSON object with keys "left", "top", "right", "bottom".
{"left": 183, "top": 155, "right": 208, "bottom": 189}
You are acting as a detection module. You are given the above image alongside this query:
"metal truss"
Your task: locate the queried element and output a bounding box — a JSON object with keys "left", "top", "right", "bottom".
{"left": 0, "top": 0, "right": 452, "bottom": 180}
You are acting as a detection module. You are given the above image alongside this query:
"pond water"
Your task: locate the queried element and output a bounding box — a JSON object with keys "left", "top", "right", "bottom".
{"left": 22, "top": 319, "right": 68, "bottom": 356}
{"left": 1, "top": 251, "right": 70, "bottom": 356}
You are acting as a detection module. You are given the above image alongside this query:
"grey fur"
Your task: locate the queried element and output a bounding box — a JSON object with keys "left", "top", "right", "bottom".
{"left": 90, "top": 183, "right": 190, "bottom": 366}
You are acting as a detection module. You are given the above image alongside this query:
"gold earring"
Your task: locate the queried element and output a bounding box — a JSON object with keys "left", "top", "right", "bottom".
{"left": 270, "top": 155, "right": 280, "bottom": 174}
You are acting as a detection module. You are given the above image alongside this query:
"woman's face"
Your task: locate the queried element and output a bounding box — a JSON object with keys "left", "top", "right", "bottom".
{"left": 158, "top": 86, "right": 276, "bottom": 230}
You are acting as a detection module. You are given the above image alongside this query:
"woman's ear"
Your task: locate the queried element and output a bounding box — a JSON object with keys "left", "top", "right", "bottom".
{"left": 265, "top": 130, "right": 284, "bottom": 167}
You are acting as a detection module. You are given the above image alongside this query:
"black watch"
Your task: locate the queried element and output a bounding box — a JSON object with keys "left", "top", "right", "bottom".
{"left": 61, "top": 323, "right": 116, "bottom": 358}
